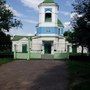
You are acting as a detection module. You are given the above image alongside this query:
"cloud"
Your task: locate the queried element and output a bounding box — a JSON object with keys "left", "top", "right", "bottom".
{"left": 23, "top": 19, "right": 38, "bottom": 24}
{"left": 27, "top": 33, "right": 35, "bottom": 36}
{"left": 8, "top": 28, "right": 35, "bottom": 36}
{"left": 60, "top": 11, "right": 70, "bottom": 16}
{"left": 7, "top": 28, "right": 24, "bottom": 36}
{"left": 70, "top": 12, "right": 77, "bottom": 19}
{"left": 64, "top": 22, "right": 72, "bottom": 30}
{"left": 6, "top": 4, "right": 23, "bottom": 17}
{"left": 60, "top": 11, "right": 83, "bottom": 19}
{"left": 66, "top": 0, "right": 75, "bottom": 7}
{"left": 10, "top": 7, "right": 23, "bottom": 17}
{"left": 20, "top": 0, "right": 43, "bottom": 11}
{"left": 70, "top": 12, "right": 83, "bottom": 19}
{"left": 66, "top": 1, "right": 71, "bottom": 6}
{"left": 64, "top": 22, "right": 70, "bottom": 28}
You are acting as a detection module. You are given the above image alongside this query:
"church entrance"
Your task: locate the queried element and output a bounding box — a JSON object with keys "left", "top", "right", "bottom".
{"left": 43, "top": 41, "right": 53, "bottom": 54}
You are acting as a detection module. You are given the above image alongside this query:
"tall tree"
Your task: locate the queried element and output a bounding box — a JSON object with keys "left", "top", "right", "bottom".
{"left": 64, "top": 0, "right": 90, "bottom": 54}
{"left": 72, "top": 0, "right": 90, "bottom": 54}
{"left": 0, "top": 0, "right": 22, "bottom": 52}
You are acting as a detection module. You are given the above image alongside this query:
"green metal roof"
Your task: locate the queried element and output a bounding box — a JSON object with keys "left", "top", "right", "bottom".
{"left": 57, "top": 19, "right": 64, "bottom": 27}
{"left": 43, "top": 0, "right": 54, "bottom": 3}
{"left": 12, "top": 35, "right": 32, "bottom": 41}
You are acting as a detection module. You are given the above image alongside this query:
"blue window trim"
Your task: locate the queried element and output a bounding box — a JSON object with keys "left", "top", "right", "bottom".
{"left": 45, "top": 8, "right": 52, "bottom": 13}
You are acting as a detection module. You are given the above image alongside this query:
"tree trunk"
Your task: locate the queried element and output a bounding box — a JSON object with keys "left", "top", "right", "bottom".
{"left": 88, "top": 46, "right": 90, "bottom": 56}
{"left": 81, "top": 46, "right": 84, "bottom": 55}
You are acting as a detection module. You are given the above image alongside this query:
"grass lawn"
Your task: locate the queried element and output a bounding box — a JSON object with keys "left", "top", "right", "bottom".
{"left": 67, "top": 60, "right": 90, "bottom": 90}
{"left": 0, "top": 58, "right": 13, "bottom": 65}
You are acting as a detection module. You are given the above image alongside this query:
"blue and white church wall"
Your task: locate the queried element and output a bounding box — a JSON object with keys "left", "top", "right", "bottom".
{"left": 36, "top": 3, "right": 64, "bottom": 36}
{"left": 36, "top": 27, "right": 63, "bottom": 36}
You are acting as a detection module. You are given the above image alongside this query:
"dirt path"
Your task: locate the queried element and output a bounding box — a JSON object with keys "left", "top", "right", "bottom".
{"left": 0, "top": 60, "right": 69, "bottom": 90}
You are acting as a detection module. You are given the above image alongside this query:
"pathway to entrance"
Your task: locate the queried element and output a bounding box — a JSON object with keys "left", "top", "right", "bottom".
{"left": 0, "top": 60, "right": 69, "bottom": 90}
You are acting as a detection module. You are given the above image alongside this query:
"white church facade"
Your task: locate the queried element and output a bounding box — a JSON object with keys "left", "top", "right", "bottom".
{"left": 12, "top": 0, "right": 87, "bottom": 59}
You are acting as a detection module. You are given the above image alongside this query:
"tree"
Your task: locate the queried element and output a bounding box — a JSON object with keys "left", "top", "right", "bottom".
{"left": 64, "top": 30, "right": 76, "bottom": 44}
{"left": 64, "top": 0, "right": 90, "bottom": 54}
{"left": 0, "top": 0, "right": 22, "bottom": 52}
{"left": 0, "top": 0, "right": 22, "bottom": 31}
{"left": 0, "top": 31, "right": 12, "bottom": 52}
{"left": 72, "top": 0, "right": 90, "bottom": 54}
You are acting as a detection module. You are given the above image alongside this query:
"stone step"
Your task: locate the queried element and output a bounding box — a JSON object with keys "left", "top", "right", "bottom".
{"left": 41, "top": 54, "right": 54, "bottom": 59}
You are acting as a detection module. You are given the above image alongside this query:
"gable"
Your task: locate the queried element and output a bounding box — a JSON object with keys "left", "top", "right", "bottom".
{"left": 57, "top": 19, "right": 64, "bottom": 27}
{"left": 12, "top": 35, "right": 32, "bottom": 41}
{"left": 19, "top": 37, "right": 28, "bottom": 41}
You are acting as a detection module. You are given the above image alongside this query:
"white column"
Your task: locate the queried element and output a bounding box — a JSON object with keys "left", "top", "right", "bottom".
{"left": 27, "top": 37, "right": 30, "bottom": 60}
{"left": 14, "top": 45, "right": 16, "bottom": 59}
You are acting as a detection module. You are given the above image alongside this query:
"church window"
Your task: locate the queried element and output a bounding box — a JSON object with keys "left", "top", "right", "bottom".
{"left": 45, "top": 8, "right": 52, "bottom": 22}
{"left": 45, "top": 13, "right": 52, "bottom": 22}
{"left": 22, "top": 44, "right": 27, "bottom": 53}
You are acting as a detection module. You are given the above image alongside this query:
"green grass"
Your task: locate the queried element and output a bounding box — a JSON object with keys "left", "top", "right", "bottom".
{"left": 67, "top": 60, "right": 90, "bottom": 90}
{"left": 0, "top": 58, "right": 13, "bottom": 65}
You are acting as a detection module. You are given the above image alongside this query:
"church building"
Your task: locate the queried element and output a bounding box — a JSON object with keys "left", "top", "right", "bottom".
{"left": 12, "top": 0, "right": 71, "bottom": 59}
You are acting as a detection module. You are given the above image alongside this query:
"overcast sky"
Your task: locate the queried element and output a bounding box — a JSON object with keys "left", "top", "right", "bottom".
{"left": 6, "top": 0, "right": 75, "bottom": 36}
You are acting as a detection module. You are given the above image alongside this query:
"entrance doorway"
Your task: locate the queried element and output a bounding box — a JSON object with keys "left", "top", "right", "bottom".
{"left": 43, "top": 41, "right": 53, "bottom": 54}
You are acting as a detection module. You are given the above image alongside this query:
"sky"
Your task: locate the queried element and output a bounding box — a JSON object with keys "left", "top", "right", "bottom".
{"left": 6, "top": 0, "right": 75, "bottom": 36}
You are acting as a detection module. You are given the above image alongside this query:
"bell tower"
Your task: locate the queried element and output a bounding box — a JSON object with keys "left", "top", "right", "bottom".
{"left": 36, "top": 0, "right": 64, "bottom": 36}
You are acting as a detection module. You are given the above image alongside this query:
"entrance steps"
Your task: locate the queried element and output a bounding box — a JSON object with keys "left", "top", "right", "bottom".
{"left": 41, "top": 54, "right": 54, "bottom": 59}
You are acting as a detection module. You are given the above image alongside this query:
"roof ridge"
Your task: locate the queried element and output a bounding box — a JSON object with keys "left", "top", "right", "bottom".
{"left": 12, "top": 35, "right": 32, "bottom": 41}
{"left": 43, "top": 0, "right": 54, "bottom": 3}
{"left": 57, "top": 19, "right": 64, "bottom": 27}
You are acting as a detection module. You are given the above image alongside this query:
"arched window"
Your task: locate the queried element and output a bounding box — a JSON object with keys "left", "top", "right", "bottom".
{"left": 45, "top": 8, "right": 52, "bottom": 22}
{"left": 45, "top": 13, "right": 52, "bottom": 22}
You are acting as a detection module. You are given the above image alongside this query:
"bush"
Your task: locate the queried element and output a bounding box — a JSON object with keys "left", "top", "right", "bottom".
{"left": 69, "top": 53, "right": 90, "bottom": 61}
{"left": 0, "top": 52, "right": 14, "bottom": 58}
{"left": 0, "top": 58, "right": 13, "bottom": 65}
{"left": 67, "top": 60, "right": 90, "bottom": 90}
